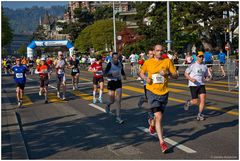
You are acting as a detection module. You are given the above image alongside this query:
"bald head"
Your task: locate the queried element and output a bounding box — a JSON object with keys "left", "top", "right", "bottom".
{"left": 154, "top": 44, "right": 164, "bottom": 59}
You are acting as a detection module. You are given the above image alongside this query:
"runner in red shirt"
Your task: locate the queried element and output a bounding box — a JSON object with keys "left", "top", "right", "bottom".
{"left": 35, "top": 57, "right": 50, "bottom": 103}
{"left": 88, "top": 55, "right": 104, "bottom": 104}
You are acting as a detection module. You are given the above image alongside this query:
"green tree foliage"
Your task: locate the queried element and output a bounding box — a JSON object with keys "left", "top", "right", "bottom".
{"left": 133, "top": 2, "right": 238, "bottom": 52}
{"left": 93, "top": 6, "right": 113, "bottom": 20}
{"left": 75, "top": 19, "right": 124, "bottom": 52}
{"left": 32, "top": 25, "right": 47, "bottom": 40}
{"left": 2, "top": 10, "right": 13, "bottom": 46}
{"left": 17, "top": 44, "right": 27, "bottom": 56}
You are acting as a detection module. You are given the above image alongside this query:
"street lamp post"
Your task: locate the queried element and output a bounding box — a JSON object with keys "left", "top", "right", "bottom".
{"left": 113, "top": 2, "right": 117, "bottom": 52}
{"left": 167, "top": 1, "right": 171, "bottom": 51}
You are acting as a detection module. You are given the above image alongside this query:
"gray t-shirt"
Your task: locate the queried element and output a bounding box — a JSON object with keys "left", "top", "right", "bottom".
{"left": 185, "top": 62, "right": 208, "bottom": 86}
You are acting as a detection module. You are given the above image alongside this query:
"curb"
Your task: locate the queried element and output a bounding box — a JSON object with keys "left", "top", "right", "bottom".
{"left": 1, "top": 92, "right": 29, "bottom": 159}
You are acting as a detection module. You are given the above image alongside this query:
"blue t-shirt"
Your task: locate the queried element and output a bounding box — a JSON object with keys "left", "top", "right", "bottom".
{"left": 218, "top": 52, "right": 226, "bottom": 63}
{"left": 12, "top": 65, "right": 28, "bottom": 84}
{"left": 204, "top": 52, "right": 213, "bottom": 62}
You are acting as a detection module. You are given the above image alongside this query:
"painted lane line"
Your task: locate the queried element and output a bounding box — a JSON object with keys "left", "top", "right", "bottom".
{"left": 122, "top": 85, "right": 239, "bottom": 116}
{"left": 137, "top": 127, "right": 197, "bottom": 154}
{"left": 89, "top": 103, "right": 115, "bottom": 116}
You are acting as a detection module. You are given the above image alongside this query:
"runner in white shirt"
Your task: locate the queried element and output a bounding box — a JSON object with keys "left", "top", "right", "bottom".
{"left": 184, "top": 51, "right": 210, "bottom": 121}
{"left": 129, "top": 53, "right": 137, "bottom": 77}
{"left": 54, "top": 51, "right": 67, "bottom": 100}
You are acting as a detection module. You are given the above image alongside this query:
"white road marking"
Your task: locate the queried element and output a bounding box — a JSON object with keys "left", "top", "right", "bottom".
{"left": 137, "top": 127, "right": 197, "bottom": 154}
{"left": 89, "top": 103, "right": 114, "bottom": 116}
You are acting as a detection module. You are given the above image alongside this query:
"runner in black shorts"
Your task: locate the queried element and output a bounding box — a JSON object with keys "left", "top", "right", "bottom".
{"left": 88, "top": 55, "right": 104, "bottom": 104}
{"left": 69, "top": 54, "right": 80, "bottom": 90}
{"left": 104, "top": 52, "right": 126, "bottom": 124}
{"left": 184, "top": 51, "right": 210, "bottom": 121}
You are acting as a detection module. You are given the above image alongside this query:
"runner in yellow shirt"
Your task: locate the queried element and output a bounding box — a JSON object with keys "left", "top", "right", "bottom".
{"left": 140, "top": 44, "right": 178, "bottom": 153}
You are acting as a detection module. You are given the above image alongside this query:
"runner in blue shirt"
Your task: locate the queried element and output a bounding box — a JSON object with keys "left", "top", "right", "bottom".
{"left": 218, "top": 49, "right": 226, "bottom": 77}
{"left": 11, "top": 58, "right": 29, "bottom": 108}
{"left": 204, "top": 48, "right": 214, "bottom": 79}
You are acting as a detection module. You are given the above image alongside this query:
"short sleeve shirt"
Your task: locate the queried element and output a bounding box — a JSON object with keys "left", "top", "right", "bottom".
{"left": 91, "top": 62, "right": 103, "bottom": 78}
{"left": 141, "top": 58, "right": 176, "bottom": 95}
{"left": 185, "top": 62, "right": 208, "bottom": 87}
{"left": 12, "top": 65, "right": 28, "bottom": 84}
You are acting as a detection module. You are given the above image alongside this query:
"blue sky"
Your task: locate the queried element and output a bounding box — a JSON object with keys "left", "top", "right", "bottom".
{"left": 2, "top": 1, "right": 68, "bottom": 9}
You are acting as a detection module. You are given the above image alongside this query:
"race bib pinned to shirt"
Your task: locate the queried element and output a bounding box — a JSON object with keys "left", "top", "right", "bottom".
{"left": 96, "top": 70, "right": 103, "bottom": 76}
{"left": 58, "top": 69, "right": 64, "bottom": 74}
{"left": 72, "top": 68, "right": 78, "bottom": 73}
{"left": 152, "top": 73, "right": 164, "bottom": 84}
{"left": 16, "top": 73, "right": 23, "bottom": 78}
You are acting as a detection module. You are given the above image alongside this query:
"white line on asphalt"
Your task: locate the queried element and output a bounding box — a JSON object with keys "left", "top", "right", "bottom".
{"left": 137, "top": 127, "right": 197, "bottom": 154}
{"left": 49, "top": 85, "right": 57, "bottom": 89}
{"left": 27, "top": 78, "right": 34, "bottom": 81}
{"left": 89, "top": 103, "right": 114, "bottom": 116}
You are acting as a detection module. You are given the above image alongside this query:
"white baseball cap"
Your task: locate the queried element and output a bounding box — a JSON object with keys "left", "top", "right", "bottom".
{"left": 40, "top": 57, "right": 46, "bottom": 61}
{"left": 58, "top": 51, "right": 63, "bottom": 56}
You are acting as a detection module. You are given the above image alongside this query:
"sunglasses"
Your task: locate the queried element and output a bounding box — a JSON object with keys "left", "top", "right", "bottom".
{"left": 155, "top": 50, "right": 163, "bottom": 52}
{"left": 198, "top": 55, "right": 204, "bottom": 58}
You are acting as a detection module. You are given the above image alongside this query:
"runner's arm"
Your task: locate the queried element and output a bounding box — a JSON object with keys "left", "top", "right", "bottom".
{"left": 103, "top": 62, "right": 112, "bottom": 77}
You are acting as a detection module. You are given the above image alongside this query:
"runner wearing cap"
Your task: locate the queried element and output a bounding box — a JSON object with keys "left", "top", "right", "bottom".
{"left": 35, "top": 57, "right": 50, "bottom": 103}
{"left": 88, "top": 54, "right": 104, "bottom": 104}
{"left": 54, "top": 51, "right": 67, "bottom": 100}
{"left": 11, "top": 58, "right": 29, "bottom": 108}
{"left": 184, "top": 51, "right": 210, "bottom": 121}
{"left": 68, "top": 54, "right": 80, "bottom": 90}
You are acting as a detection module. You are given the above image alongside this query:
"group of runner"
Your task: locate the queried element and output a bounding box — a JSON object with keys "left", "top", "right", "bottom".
{"left": 7, "top": 44, "right": 234, "bottom": 153}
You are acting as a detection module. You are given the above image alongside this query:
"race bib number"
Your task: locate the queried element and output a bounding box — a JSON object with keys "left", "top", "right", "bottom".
{"left": 58, "top": 69, "right": 64, "bottom": 74}
{"left": 96, "top": 70, "right": 103, "bottom": 76}
{"left": 16, "top": 73, "right": 23, "bottom": 78}
{"left": 152, "top": 73, "right": 164, "bottom": 84}
{"left": 72, "top": 68, "right": 78, "bottom": 73}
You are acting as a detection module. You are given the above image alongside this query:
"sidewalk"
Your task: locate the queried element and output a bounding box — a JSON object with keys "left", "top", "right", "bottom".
{"left": 1, "top": 91, "right": 29, "bottom": 159}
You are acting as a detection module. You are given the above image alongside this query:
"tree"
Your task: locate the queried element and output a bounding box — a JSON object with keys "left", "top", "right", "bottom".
{"left": 2, "top": 10, "right": 13, "bottom": 46}
{"left": 32, "top": 25, "right": 47, "bottom": 40}
{"left": 133, "top": 2, "right": 239, "bottom": 52}
{"left": 93, "top": 6, "right": 113, "bottom": 20}
{"left": 17, "top": 44, "right": 27, "bottom": 56}
{"left": 74, "top": 19, "right": 124, "bottom": 52}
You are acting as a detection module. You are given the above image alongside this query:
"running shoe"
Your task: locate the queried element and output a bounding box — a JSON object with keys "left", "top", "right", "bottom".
{"left": 17, "top": 101, "right": 21, "bottom": 108}
{"left": 160, "top": 142, "right": 168, "bottom": 153}
{"left": 196, "top": 113, "right": 205, "bottom": 121}
{"left": 93, "top": 98, "right": 97, "bottom": 104}
{"left": 116, "top": 117, "right": 124, "bottom": 124}
{"left": 73, "top": 86, "right": 76, "bottom": 91}
{"left": 138, "top": 99, "right": 143, "bottom": 109}
{"left": 148, "top": 118, "right": 156, "bottom": 134}
{"left": 39, "top": 91, "right": 42, "bottom": 96}
{"left": 57, "top": 92, "right": 60, "bottom": 99}
{"left": 45, "top": 100, "right": 48, "bottom": 104}
{"left": 105, "top": 104, "right": 110, "bottom": 114}
{"left": 62, "top": 95, "right": 66, "bottom": 100}
{"left": 98, "top": 98, "right": 103, "bottom": 103}
{"left": 184, "top": 100, "right": 191, "bottom": 111}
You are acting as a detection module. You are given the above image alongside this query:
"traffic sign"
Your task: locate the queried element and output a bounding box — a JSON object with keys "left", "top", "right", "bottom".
{"left": 165, "top": 40, "right": 172, "bottom": 43}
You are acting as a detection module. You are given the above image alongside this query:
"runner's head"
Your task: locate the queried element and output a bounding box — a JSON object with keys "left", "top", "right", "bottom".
{"left": 96, "top": 54, "right": 102, "bottom": 62}
{"left": 58, "top": 51, "right": 63, "bottom": 59}
{"left": 16, "top": 58, "right": 21, "bottom": 65}
{"left": 197, "top": 51, "right": 204, "bottom": 63}
{"left": 40, "top": 57, "right": 46, "bottom": 65}
{"left": 72, "top": 54, "right": 77, "bottom": 60}
{"left": 154, "top": 44, "right": 164, "bottom": 59}
{"left": 112, "top": 52, "right": 119, "bottom": 64}
{"left": 148, "top": 49, "right": 154, "bottom": 59}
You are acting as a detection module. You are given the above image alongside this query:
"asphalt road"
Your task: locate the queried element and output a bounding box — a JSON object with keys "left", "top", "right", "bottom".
{"left": 1, "top": 64, "right": 239, "bottom": 159}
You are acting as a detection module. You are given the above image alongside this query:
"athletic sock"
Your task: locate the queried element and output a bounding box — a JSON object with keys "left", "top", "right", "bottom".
{"left": 93, "top": 91, "right": 96, "bottom": 99}
{"left": 99, "top": 90, "right": 103, "bottom": 99}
